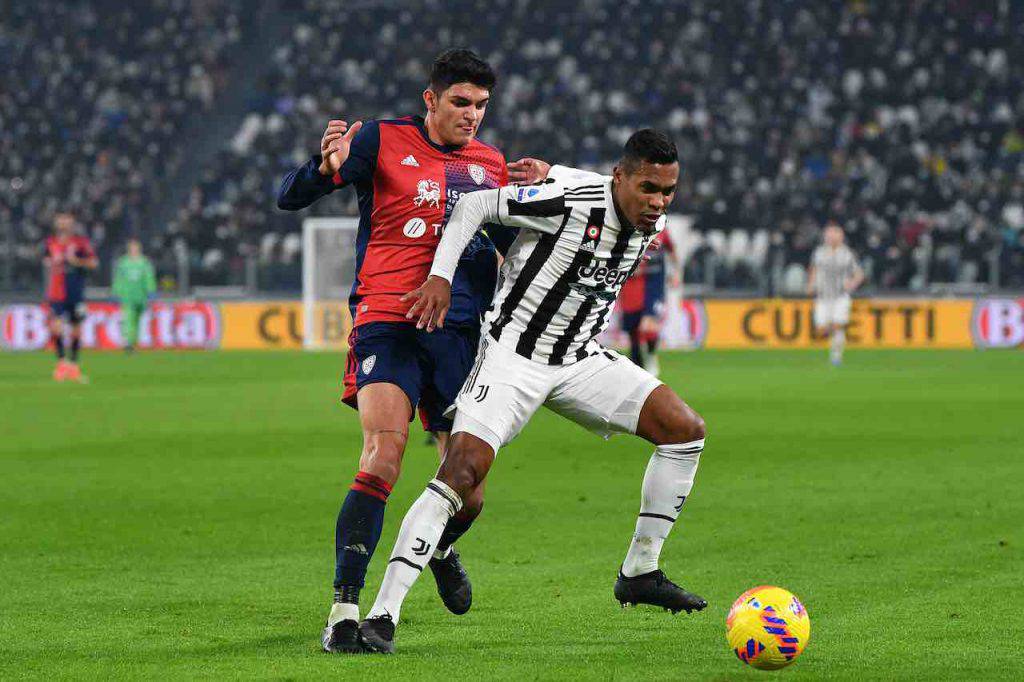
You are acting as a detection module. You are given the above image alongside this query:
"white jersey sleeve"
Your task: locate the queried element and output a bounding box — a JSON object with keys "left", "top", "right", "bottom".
{"left": 429, "top": 180, "right": 570, "bottom": 283}
{"left": 495, "top": 179, "right": 568, "bottom": 234}
{"left": 547, "top": 164, "right": 606, "bottom": 184}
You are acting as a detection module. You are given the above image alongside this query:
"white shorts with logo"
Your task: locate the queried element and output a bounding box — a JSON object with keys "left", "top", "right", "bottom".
{"left": 448, "top": 339, "right": 663, "bottom": 455}
{"left": 814, "top": 295, "right": 851, "bottom": 327}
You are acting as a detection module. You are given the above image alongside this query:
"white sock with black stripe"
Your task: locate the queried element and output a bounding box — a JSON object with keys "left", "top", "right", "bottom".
{"left": 366, "top": 479, "right": 462, "bottom": 623}
{"left": 621, "top": 439, "right": 704, "bottom": 578}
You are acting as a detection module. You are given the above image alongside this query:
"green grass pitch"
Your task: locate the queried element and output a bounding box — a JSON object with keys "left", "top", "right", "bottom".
{"left": 1, "top": 349, "right": 1021, "bottom": 680}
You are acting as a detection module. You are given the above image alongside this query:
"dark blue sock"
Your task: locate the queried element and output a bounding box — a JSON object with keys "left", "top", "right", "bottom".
{"left": 629, "top": 333, "right": 644, "bottom": 366}
{"left": 333, "top": 471, "right": 391, "bottom": 602}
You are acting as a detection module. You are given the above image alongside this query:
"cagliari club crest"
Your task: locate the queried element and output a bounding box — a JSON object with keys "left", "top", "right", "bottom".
{"left": 468, "top": 164, "right": 485, "bottom": 185}
{"left": 362, "top": 354, "right": 376, "bottom": 375}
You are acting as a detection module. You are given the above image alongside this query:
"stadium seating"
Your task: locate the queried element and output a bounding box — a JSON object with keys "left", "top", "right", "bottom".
{"left": 4, "top": 0, "right": 1023, "bottom": 292}
{"left": 0, "top": 0, "right": 244, "bottom": 289}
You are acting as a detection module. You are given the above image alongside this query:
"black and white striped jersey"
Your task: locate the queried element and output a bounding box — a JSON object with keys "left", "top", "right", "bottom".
{"left": 811, "top": 244, "right": 861, "bottom": 300}
{"left": 477, "top": 169, "right": 664, "bottom": 365}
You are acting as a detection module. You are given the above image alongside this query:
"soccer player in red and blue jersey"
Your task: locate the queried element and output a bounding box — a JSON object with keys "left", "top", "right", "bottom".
{"left": 619, "top": 230, "right": 677, "bottom": 375}
{"left": 277, "top": 49, "right": 534, "bottom": 654}
{"left": 44, "top": 212, "right": 97, "bottom": 383}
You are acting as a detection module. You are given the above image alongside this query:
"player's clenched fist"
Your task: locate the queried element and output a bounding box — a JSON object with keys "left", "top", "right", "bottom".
{"left": 318, "top": 119, "right": 363, "bottom": 177}
{"left": 401, "top": 275, "right": 451, "bottom": 332}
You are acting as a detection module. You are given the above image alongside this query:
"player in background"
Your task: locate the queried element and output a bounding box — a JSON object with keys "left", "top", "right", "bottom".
{"left": 359, "top": 130, "right": 708, "bottom": 653}
{"left": 618, "top": 229, "right": 679, "bottom": 376}
{"left": 112, "top": 238, "right": 157, "bottom": 353}
{"left": 277, "top": 49, "right": 541, "bottom": 654}
{"left": 807, "top": 222, "right": 864, "bottom": 366}
{"left": 44, "top": 212, "right": 97, "bottom": 382}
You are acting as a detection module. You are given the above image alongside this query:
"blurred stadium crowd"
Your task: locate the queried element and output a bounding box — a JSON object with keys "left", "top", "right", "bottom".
{"left": 3, "top": 0, "right": 1023, "bottom": 293}
{"left": 1, "top": 0, "right": 244, "bottom": 289}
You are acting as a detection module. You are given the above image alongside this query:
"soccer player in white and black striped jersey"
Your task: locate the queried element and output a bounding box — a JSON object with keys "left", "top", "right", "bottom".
{"left": 357, "top": 130, "right": 709, "bottom": 653}
{"left": 807, "top": 222, "right": 864, "bottom": 365}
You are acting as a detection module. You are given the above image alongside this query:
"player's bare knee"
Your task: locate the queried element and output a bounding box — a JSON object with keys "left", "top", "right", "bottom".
{"left": 437, "top": 457, "right": 481, "bottom": 501}
{"left": 655, "top": 404, "right": 704, "bottom": 444}
{"left": 683, "top": 408, "right": 707, "bottom": 443}
{"left": 640, "top": 387, "right": 706, "bottom": 445}
{"left": 438, "top": 438, "right": 490, "bottom": 501}
{"left": 359, "top": 429, "right": 408, "bottom": 484}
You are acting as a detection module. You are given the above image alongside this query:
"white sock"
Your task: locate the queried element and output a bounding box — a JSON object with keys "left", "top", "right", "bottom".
{"left": 830, "top": 328, "right": 845, "bottom": 362}
{"left": 621, "top": 439, "right": 704, "bottom": 578}
{"left": 366, "top": 479, "right": 462, "bottom": 623}
{"left": 327, "top": 602, "right": 359, "bottom": 626}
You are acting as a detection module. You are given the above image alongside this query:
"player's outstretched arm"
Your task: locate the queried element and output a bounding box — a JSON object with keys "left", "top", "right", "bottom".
{"left": 276, "top": 119, "right": 363, "bottom": 210}
{"left": 401, "top": 189, "right": 501, "bottom": 331}
{"left": 403, "top": 177, "right": 571, "bottom": 331}
{"left": 402, "top": 276, "right": 452, "bottom": 332}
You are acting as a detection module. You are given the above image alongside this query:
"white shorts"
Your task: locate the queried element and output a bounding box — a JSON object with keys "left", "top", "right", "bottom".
{"left": 814, "top": 295, "right": 851, "bottom": 327}
{"left": 448, "top": 340, "right": 663, "bottom": 455}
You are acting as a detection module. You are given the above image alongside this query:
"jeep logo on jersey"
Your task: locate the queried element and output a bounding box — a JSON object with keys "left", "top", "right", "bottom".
{"left": 577, "top": 262, "right": 629, "bottom": 288}
{"left": 413, "top": 179, "right": 441, "bottom": 208}
{"left": 402, "top": 217, "right": 427, "bottom": 239}
{"left": 972, "top": 298, "right": 1024, "bottom": 348}
{"left": 468, "top": 164, "right": 485, "bottom": 185}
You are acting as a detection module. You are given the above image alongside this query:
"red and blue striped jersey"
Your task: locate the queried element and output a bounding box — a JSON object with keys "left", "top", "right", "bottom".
{"left": 45, "top": 235, "right": 95, "bottom": 302}
{"left": 278, "top": 116, "right": 510, "bottom": 328}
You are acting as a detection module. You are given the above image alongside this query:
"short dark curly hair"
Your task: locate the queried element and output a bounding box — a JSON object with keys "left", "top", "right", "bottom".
{"left": 429, "top": 48, "right": 496, "bottom": 94}
{"left": 621, "top": 129, "right": 679, "bottom": 172}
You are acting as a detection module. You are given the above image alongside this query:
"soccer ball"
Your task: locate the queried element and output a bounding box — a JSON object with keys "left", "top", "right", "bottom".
{"left": 726, "top": 585, "right": 811, "bottom": 670}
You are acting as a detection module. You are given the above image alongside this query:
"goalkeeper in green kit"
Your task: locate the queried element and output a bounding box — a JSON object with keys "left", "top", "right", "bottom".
{"left": 112, "top": 238, "right": 156, "bottom": 352}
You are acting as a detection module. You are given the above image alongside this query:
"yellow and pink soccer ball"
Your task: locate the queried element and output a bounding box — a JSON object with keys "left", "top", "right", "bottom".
{"left": 726, "top": 585, "right": 811, "bottom": 670}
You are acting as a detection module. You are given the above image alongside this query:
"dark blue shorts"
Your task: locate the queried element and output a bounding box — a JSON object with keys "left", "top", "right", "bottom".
{"left": 342, "top": 321, "right": 480, "bottom": 433}
{"left": 621, "top": 311, "right": 645, "bottom": 333}
{"left": 622, "top": 295, "right": 664, "bottom": 333}
{"left": 49, "top": 298, "right": 85, "bottom": 324}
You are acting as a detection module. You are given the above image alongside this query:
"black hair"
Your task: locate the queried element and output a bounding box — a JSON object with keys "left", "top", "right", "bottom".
{"left": 429, "top": 48, "right": 496, "bottom": 94}
{"left": 621, "top": 129, "right": 678, "bottom": 171}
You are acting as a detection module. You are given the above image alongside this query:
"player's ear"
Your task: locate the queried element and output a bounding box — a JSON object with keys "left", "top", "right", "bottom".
{"left": 423, "top": 88, "right": 437, "bottom": 113}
